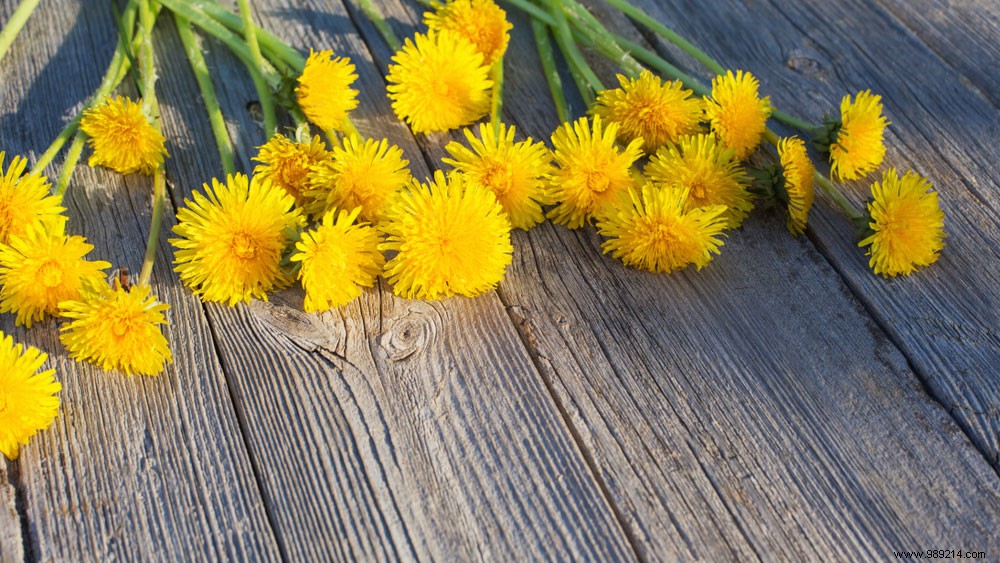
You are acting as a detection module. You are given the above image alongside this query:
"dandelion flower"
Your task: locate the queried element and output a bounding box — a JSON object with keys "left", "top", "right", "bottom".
{"left": 596, "top": 184, "right": 728, "bottom": 273}
{"left": 424, "top": 0, "right": 512, "bottom": 66}
{"left": 254, "top": 134, "right": 332, "bottom": 208}
{"left": 0, "top": 152, "right": 64, "bottom": 244}
{"left": 291, "top": 207, "right": 384, "bottom": 312}
{"left": 0, "top": 331, "right": 60, "bottom": 460}
{"left": 0, "top": 220, "right": 110, "bottom": 327}
{"left": 171, "top": 174, "right": 304, "bottom": 306}
{"left": 859, "top": 168, "right": 945, "bottom": 277}
{"left": 296, "top": 50, "right": 360, "bottom": 132}
{"left": 381, "top": 171, "right": 512, "bottom": 299}
{"left": 443, "top": 122, "right": 553, "bottom": 230}
{"left": 59, "top": 282, "right": 172, "bottom": 376}
{"left": 591, "top": 71, "right": 702, "bottom": 151}
{"left": 80, "top": 96, "right": 167, "bottom": 175}
{"left": 777, "top": 137, "right": 816, "bottom": 236}
{"left": 830, "top": 90, "right": 889, "bottom": 182}
{"left": 306, "top": 136, "right": 410, "bottom": 222}
{"left": 548, "top": 116, "right": 644, "bottom": 229}
{"left": 704, "top": 70, "right": 772, "bottom": 160}
{"left": 387, "top": 30, "right": 493, "bottom": 133}
{"left": 644, "top": 134, "right": 752, "bottom": 228}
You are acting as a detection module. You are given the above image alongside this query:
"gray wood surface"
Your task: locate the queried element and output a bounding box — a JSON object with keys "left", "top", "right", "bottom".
{"left": 1, "top": 0, "right": 998, "bottom": 560}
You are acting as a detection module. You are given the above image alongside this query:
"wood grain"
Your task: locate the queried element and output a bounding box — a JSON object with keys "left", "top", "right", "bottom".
{"left": 0, "top": 463, "right": 23, "bottom": 563}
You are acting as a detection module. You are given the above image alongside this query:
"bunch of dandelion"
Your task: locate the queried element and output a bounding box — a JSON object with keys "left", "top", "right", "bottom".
{"left": 822, "top": 90, "right": 889, "bottom": 182}
{"left": 0, "top": 331, "right": 61, "bottom": 460}
{"left": 590, "top": 70, "right": 702, "bottom": 152}
{"left": 0, "top": 152, "right": 64, "bottom": 244}
{"left": 775, "top": 137, "right": 816, "bottom": 236}
{"left": 254, "top": 134, "right": 332, "bottom": 209}
{"left": 80, "top": 96, "right": 168, "bottom": 175}
{"left": 703, "top": 70, "right": 772, "bottom": 160}
{"left": 296, "top": 50, "right": 360, "bottom": 133}
{"left": 424, "top": 0, "right": 512, "bottom": 67}
{"left": 306, "top": 135, "right": 411, "bottom": 222}
{"left": 381, "top": 171, "right": 513, "bottom": 299}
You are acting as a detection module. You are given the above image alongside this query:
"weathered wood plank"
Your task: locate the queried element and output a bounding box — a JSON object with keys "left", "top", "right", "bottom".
{"left": 150, "top": 0, "right": 638, "bottom": 559}
{"left": 0, "top": 463, "right": 23, "bottom": 563}
{"left": 1, "top": 3, "right": 282, "bottom": 560}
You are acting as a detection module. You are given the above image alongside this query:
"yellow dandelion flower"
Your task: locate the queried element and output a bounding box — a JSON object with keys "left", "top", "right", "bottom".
{"left": 387, "top": 30, "right": 493, "bottom": 133}
{"left": 254, "top": 134, "right": 332, "bottom": 208}
{"left": 171, "top": 174, "right": 305, "bottom": 306}
{"left": 79, "top": 96, "right": 168, "bottom": 175}
{"left": 0, "top": 331, "right": 60, "bottom": 460}
{"left": 424, "top": 0, "right": 512, "bottom": 66}
{"left": 443, "top": 122, "right": 553, "bottom": 230}
{"left": 0, "top": 152, "right": 65, "bottom": 244}
{"left": 59, "top": 282, "right": 172, "bottom": 376}
{"left": 830, "top": 90, "right": 889, "bottom": 182}
{"left": 381, "top": 171, "right": 512, "bottom": 299}
{"left": 296, "top": 50, "right": 360, "bottom": 132}
{"left": 0, "top": 220, "right": 110, "bottom": 327}
{"left": 591, "top": 70, "right": 702, "bottom": 151}
{"left": 306, "top": 136, "right": 410, "bottom": 222}
{"left": 777, "top": 137, "right": 816, "bottom": 236}
{"left": 291, "top": 207, "right": 384, "bottom": 313}
{"left": 704, "top": 70, "right": 772, "bottom": 160}
{"left": 859, "top": 168, "right": 945, "bottom": 277}
{"left": 548, "top": 116, "right": 644, "bottom": 229}
{"left": 596, "top": 184, "right": 728, "bottom": 273}
{"left": 644, "top": 133, "right": 752, "bottom": 229}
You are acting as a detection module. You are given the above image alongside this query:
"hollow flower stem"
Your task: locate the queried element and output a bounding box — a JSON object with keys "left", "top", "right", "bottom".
{"left": 0, "top": 0, "right": 40, "bottom": 64}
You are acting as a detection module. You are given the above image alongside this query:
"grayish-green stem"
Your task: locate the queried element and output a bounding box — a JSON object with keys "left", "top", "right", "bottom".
{"left": 188, "top": 0, "right": 304, "bottom": 71}
{"left": 236, "top": 0, "right": 277, "bottom": 136}
{"left": 544, "top": 0, "right": 601, "bottom": 106}
{"left": 138, "top": 0, "right": 166, "bottom": 287}
{"left": 531, "top": 18, "right": 569, "bottom": 123}
{"left": 355, "top": 0, "right": 402, "bottom": 52}
{"left": 490, "top": 59, "right": 505, "bottom": 134}
{"left": 0, "top": 0, "right": 40, "bottom": 64}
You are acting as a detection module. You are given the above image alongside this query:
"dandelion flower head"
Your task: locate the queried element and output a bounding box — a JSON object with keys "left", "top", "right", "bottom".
{"left": 291, "top": 207, "right": 384, "bottom": 312}
{"left": 0, "top": 152, "right": 64, "bottom": 245}
{"left": 0, "top": 331, "right": 60, "bottom": 460}
{"left": 80, "top": 96, "right": 168, "bottom": 175}
{"left": 171, "top": 173, "right": 305, "bottom": 306}
{"left": 296, "top": 50, "right": 360, "bottom": 132}
{"left": 424, "top": 0, "right": 512, "bottom": 66}
{"left": 644, "top": 133, "right": 752, "bottom": 229}
{"left": 0, "top": 220, "right": 110, "bottom": 327}
{"left": 59, "top": 282, "right": 172, "bottom": 376}
{"left": 381, "top": 171, "right": 512, "bottom": 299}
{"left": 254, "top": 134, "right": 332, "bottom": 209}
{"left": 443, "top": 122, "right": 553, "bottom": 230}
{"left": 591, "top": 71, "right": 702, "bottom": 151}
{"left": 306, "top": 135, "right": 410, "bottom": 222}
{"left": 777, "top": 137, "right": 816, "bottom": 236}
{"left": 596, "top": 184, "right": 728, "bottom": 274}
{"left": 830, "top": 90, "right": 889, "bottom": 182}
{"left": 548, "top": 116, "right": 644, "bottom": 229}
{"left": 387, "top": 30, "right": 493, "bottom": 133}
{"left": 703, "top": 70, "right": 772, "bottom": 160}
{"left": 859, "top": 168, "right": 945, "bottom": 277}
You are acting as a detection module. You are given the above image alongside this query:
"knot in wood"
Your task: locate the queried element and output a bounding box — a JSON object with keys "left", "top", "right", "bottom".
{"left": 380, "top": 303, "right": 440, "bottom": 362}
{"left": 785, "top": 48, "right": 828, "bottom": 79}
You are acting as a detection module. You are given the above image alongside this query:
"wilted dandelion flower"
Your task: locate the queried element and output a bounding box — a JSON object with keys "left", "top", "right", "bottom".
{"left": 291, "top": 207, "right": 384, "bottom": 312}
{"left": 424, "top": 0, "right": 512, "bottom": 66}
{"left": 254, "top": 134, "right": 332, "bottom": 208}
{"left": 830, "top": 90, "right": 889, "bottom": 182}
{"left": 0, "top": 152, "right": 64, "bottom": 244}
{"left": 777, "top": 137, "right": 816, "bottom": 236}
{"left": 381, "top": 171, "right": 512, "bottom": 299}
{"left": 704, "top": 70, "right": 772, "bottom": 160}
{"left": 306, "top": 136, "right": 410, "bottom": 222}
{"left": 859, "top": 168, "right": 945, "bottom": 277}
{"left": 296, "top": 50, "right": 360, "bottom": 132}
{"left": 548, "top": 116, "right": 643, "bottom": 229}
{"left": 443, "top": 122, "right": 553, "bottom": 230}
{"left": 644, "top": 134, "right": 752, "bottom": 229}
{"left": 596, "top": 184, "right": 728, "bottom": 273}
{"left": 0, "top": 220, "right": 110, "bottom": 327}
{"left": 0, "top": 331, "right": 60, "bottom": 460}
{"left": 171, "top": 174, "right": 304, "bottom": 306}
{"left": 591, "top": 71, "right": 702, "bottom": 151}
{"left": 387, "top": 30, "right": 493, "bottom": 133}
{"left": 59, "top": 282, "right": 172, "bottom": 376}
{"left": 80, "top": 96, "right": 167, "bottom": 175}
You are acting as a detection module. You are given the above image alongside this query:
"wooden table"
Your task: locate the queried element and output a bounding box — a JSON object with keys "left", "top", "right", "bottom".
{"left": 2, "top": 0, "right": 998, "bottom": 560}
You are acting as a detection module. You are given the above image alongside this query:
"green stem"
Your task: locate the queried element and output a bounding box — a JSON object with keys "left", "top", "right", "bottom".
{"left": 138, "top": 0, "right": 166, "bottom": 287}
{"left": 54, "top": 133, "right": 86, "bottom": 196}
{"left": 140, "top": 167, "right": 167, "bottom": 286}
{"left": 175, "top": 14, "right": 234, "bottom": 175}
{"left": 187, "top": 0, "right": 304, "bottom": 71}
{"left": 531, "top": 18, "right": 569, "bottom": 123}
{"left": 602, "top": 0, "right": 725, "bottom": 76}
{"left": 0, "top": 0, "right": 40, "bottom": 64}
{"left": 601, "top": 33, "right": 709, "bottom": 96}
{"left": 490, "top": 58, "right": 504, "bottom": 133}
{"left": 772, "top": 109, "right": 820, "bottom": 135}
{"left": 559, "top": 0, "right": 643, "bottom": 77}
{"left": 236, "top": 0, "right": 277, "bottom": 137}
{"left": 355, "top": 0, "right": 402, "bottom": 52}
{"left": 545, "top": 0, "right": 601, "bottom": 106}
